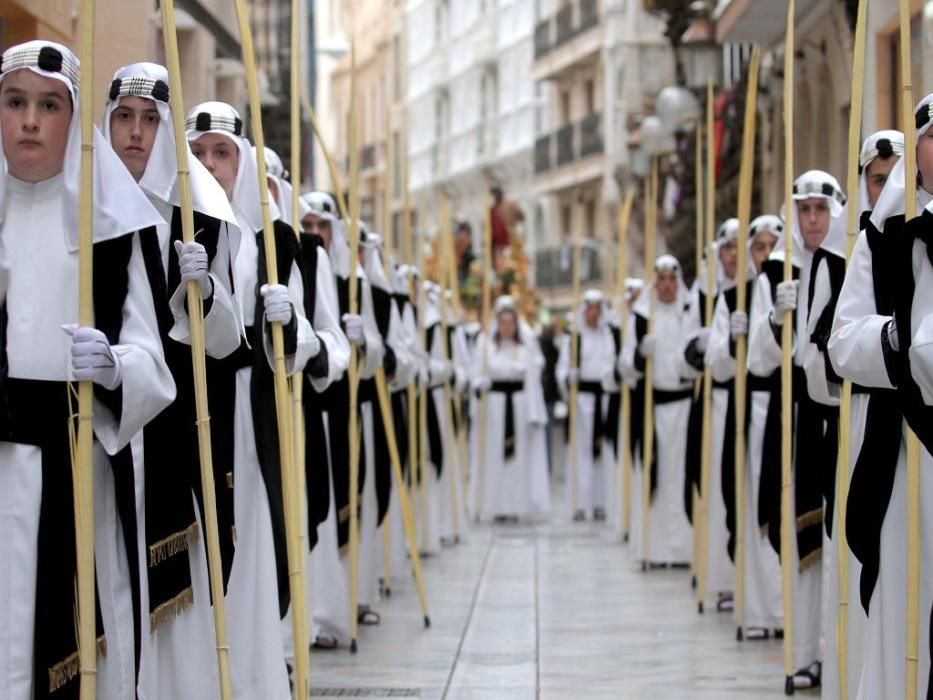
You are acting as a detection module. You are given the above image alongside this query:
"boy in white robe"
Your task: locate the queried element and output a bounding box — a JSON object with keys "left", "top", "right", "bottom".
{"left": 620, "top": 258, "right": 695, "bottom": 565}
{"left": 187, "top": 101, "right": 320, "bottom": 698}
{"left": 0, "top": 41, "right": 174, "bottom": 700}
{"left": 103, "top": 61, "right": 243, "bottom": 700}
{"left": 748, "top": 169, "right": 847, "bottom": 690}
{"left": 831, "top": 105, "right": 933, "bottom": 698}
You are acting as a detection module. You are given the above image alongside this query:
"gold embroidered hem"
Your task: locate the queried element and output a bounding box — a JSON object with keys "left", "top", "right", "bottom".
{"left": 48, "top": 634, "right": 107, "bottom": 692}
{"left": 149, "top": 521, "right": 200, "bottom": 567}
{"left": 150, "top": 586, "right": 195, "bottom": 631}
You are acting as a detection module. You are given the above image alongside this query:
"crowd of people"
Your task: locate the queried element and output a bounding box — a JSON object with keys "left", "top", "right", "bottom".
{"left": 2, "top": 35, "right": 933, "bottom": 700}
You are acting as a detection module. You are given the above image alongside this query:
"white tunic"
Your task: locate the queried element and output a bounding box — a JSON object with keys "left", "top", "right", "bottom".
{"left": 708, "top": 288, "right": 783, "bottom": 631}
{"left": 225, "top": 216, "right": 316, "bottom": 700}
{"left": 620, "top": 300, "right": 694, "bottom": 564}
{"left": 831, "top": 231, "right": 933, "bottom": 699}
{"left": 473, "top": 339, "right": 549, "bottom": 519}
{"left": 747, "top": 250, "right": 822, "bottom": 671}
{"left": 0, "top": 175, "right": 175, "bottom": 700}
{"left": 135, "top": 197, "right": 241, "bottom": 700}
{"left": 557, "top": 324, "right": 617, "bottom": 515}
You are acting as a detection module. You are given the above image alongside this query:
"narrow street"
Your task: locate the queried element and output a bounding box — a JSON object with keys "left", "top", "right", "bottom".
{"left": 309, "top": 491, "right": 801, "bottom": 699}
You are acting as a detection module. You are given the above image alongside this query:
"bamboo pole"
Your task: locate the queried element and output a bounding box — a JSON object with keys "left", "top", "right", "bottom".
{"left": 159, "top": 1, "right": 234, "bottom": 695}
{"left": 416, "top": 198, "right": 430, "bottom": 549}
{"left": 690, "top": 125, "right": 704, "bottom": 587}
{"left": 437, "top": 192, "right": 461, "bottom": 541}
{"left": 733, "top": 47, "right": 761, "bottom": 642}
{"left": 616, "top": 190, "right": 635, "bottom": 542}
{"left": 382, "top": 106, "right": 394, "bottom": 596}
{"left": 641, "top": 157, "right": 658, "bottom": 569}
{"left": 76, "top": 2, "right": 97, "bottom": 696}
{"left": 441, "top": 189, "right": 470, "bottom": 519}
{"left": 288, "top": 0, "right": 311, "bottom": 683}
{"left": 780, "top": 1, "right": 797, "bottom": 693}
{"left": 567, "top": 195, "right": 585, "bottom": 519}
{"left": 475, "top": 196, "right": 494, "bottom": 521}
{"left": 697, "top": 80, "right": 716, "bottom": 614}
{"left": 834, "top": 1, "right": 866, "bottom": 692}
{"left": 346, "top": 43, "right": 363, "bottom": 654}
{"left": 230, "top": 0, "right": 308, "bottom": 688}
{"left": 899, "top": 1, "right": 922, "bottom": 696}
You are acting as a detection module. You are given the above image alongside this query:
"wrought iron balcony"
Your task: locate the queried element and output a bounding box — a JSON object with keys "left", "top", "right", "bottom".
{"left": 534, "top": 111, "right": 603, "bottom": 175}
{"left": 534, "top": 19, "right": 551, "bottom": 59}
{"left": 360, "top": 143, "right": 376, "bottom": 171}
{"left": 535, "top": 134, "right": 552, "bottom": 173}
{"left": 534, "top": 0, "right": 601, "bottom": 62}
{"left": 579, "top": 112, "right": 603, "bottom": 158}
{"left": 534, "top": 243, "right": 603, "bottom": 289}
{"left": 556, "top": 124, "right": 574, "bottom": 166}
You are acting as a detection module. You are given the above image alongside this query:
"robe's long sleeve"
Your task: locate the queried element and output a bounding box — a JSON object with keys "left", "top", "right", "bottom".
{"left": 386, "top": 301, "right": 416, "bottom": 391}
{"left": 748, "top": 272, "right": 783, "bottom": 377}
{"left": 802, "top": 257, "right": 841, "bottom": 405}
{"left": 96, "top": 234, "right": 176, "bottom": 455}
{"left": 168, "top": 220, "right": 242, "bottom": 359}
{"left": 308, "top": 251, "right": 350, "bottom": 393}
{"left": 907, "top": 239, "right": 933, "bottom": 404}
{"left": 706, "top": 292, "right": 736, "bottom": 384}
{"left": 828, "top": 233, "right": 894, "bottom": 390}
{"left": 619, "top": 312, "right": 642, "bottom": 382}
{"left": 357, "top": 273, "right": 386, "bottom": 380}
{"left": 261, "top": 260, "right": 316, "bottom": 377}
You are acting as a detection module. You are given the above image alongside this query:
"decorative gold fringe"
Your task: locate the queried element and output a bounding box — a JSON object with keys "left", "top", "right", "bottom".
{"left": 149, "top": 586, "right": 195, "bottom": 632}
{"left": 48, "top": 635, "right": 107, "bottom": 693}
{"left": 149, "top": 521, "right": 200, "bottom": 568}
{"left": 799, "top": 546, "right": 822, "bottom": 573}
{"left": 795, "top": 508, "right": 822, "bottom": 532}
{"left": 226, "top": 471, "right": 234, "bottom": 488}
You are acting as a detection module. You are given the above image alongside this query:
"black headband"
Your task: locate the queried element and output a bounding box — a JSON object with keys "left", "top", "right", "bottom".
{"left": 109, "top": 77, "right": 170, "bottom": 104}
{"left": 185, "top": 111, "right": 243, "bottom": 136}
{"left": 0, "top": 45, "right": 79, "bottom": 87}
{"left": 793, "top": 180, "right": 846, "bottom": 206}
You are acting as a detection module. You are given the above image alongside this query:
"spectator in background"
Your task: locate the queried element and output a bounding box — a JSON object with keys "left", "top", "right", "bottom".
{"left": 455, "top": 221, "right": 475, "bottom": 284}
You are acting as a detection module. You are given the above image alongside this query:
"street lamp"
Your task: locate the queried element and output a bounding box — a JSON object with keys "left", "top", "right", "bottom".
{"left": 640, "top": 115, "right": 676, "bottom": 156}
{"left": 656, "top": 86, "right": 701, "bottom": 133}
{"left": 680, "top": 1, "right": 720, "bottom": 90}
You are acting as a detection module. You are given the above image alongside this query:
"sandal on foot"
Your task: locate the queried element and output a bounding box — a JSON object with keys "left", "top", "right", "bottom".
{"left": 793, "top": 662, "right": 821, "bottom": 690}
{"left": 716, "top": 594, "right": 734, "bottom": 612}
{"left": 312, "top": 634, "right": 338, "bottom": 650}
{"left": 745, "top": 627, "right": 770, "bottom": 641}
{"left": 572, "top": 510, "right": 585, "bottom": 522}
{"left": 593, "top": 508, "right": 606, "bottom": 522}
{"left": 357, "top": 608, "right": 381, "bottom": 626}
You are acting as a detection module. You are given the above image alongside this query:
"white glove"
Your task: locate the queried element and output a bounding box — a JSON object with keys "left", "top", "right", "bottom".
{"left": 638, "top": 334, "right": 656, "bottom": 358}
{"left": 475, "top": 376, "right": 492, "bottom": 393}
{"left": 173, "top": 240, "right": 212, "bottom": 299}
{"left": 418, "top": 365, "right": 430, "bottom": 389}
{"left": 435, "top": 360, "right": 454, "bottom": 383}
{"left": 771, "top": 280, "right": 798, "bottom": 323}
{"left": 342, "top": 313, "right": 365, "bottom": 345}
{"left": 63, "top": 325, "right": 122, "bottom": 390}
{"left": 730, "top": 310, "right": 748, "bottom": 339}
{"left": 695, "top": 328, "right": 711, "bottom": 353}
{"left": 885, "top": 316, "right": 900, "bottom": 353}
{"left": 567, "top": 368, "right": 580, "bottom": 385}
{"left": 260, "top": 284, "right": 293, "bottom": 324}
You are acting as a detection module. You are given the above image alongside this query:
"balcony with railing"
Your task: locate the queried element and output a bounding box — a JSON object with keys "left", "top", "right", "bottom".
{"left": 534, "top": 242, "right": 603, "bottom": 290}
{"left": 534, "top": 110, "right": 604, "bottom": 176}
{"left": 533, "top": 0, "right": 602, "bottom": 69}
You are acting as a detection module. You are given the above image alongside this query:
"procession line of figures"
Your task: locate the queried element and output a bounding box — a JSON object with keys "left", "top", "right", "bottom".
{"left": 0, "top": 41, "right": 554, "bottom": 700}
{"left": 4, "top": 38, "right": 933, "bottom": 700}
{"left": 588, "top": 123, "right": 933, "bottom": 697}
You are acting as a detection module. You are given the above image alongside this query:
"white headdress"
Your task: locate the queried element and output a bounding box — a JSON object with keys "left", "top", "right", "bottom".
{"left": 0, "top": 41, "right": 162, "bottom": 249}
{"left": 301, "top": 190, "right": 350, "bottom": 277}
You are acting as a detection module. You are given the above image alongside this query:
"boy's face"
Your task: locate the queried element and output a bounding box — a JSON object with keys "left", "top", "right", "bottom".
{"left": 0, "top": 70, "right": 72, "bottom": 183}
{"left": 109, "top": 95, "right": 160, "bottom": 182}
{"left": 190, "top": 132, "right": 239, "bottom": 200}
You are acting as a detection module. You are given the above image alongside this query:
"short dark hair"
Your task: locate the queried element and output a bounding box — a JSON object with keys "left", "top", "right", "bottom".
{"left": 456, "top": 221, "right": 471, "bottom": 235}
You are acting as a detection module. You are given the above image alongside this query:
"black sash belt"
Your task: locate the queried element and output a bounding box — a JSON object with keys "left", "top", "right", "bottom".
{"left": 653, "top": 388, "right": 693, "bottom": 404}
{"left": 491, "top": 381, "right": 524, "bottom": 460}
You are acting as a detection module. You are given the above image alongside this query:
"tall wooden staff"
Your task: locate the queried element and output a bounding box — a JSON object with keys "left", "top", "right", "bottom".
{"left": 690, "top": 124, "right": 704, "bottom": 585}
{"left": 732, "top": 47, "right": 761, "bottom": 642}
{"left": 230, "top": 0, "right": 309, "bottom": 689}
{"left": 475, "top": 196, "right": 494, "bottom": 520}
{"left": 160, "top": 1, "right": 234, "bottom": 695}
{"left": 567, "top": 198, "right": 585, "bottom": 516}
{"left": 834, "top": 0, "right": 866, "bottom": 692}
{"left": 441, "top": 190, "right": 470, "bottom": 517}
{"left": 382, "top": 107, "right": 394, "bottom": 595}
{"left": 437, "top": 192, "right": 462, "bottom": 540}
{"left": 899, "top": 0, "right": 922, "bottom": 696}
{"left": 697, "top": 80, "right": 717, "bottom": 614}
{"left": 404, "top": 140, "right": 421, "bottom": 538}
{"left": 640, "top": 156, "right": 658, "bottom": 568}
{"left": 779, "top": 1, "right": 797, "bottom": 693}
{"left": 76, "top": 2, "right": 97, "bottom": 696}
{"left": 616, "top": 190, "right": 635, "bottom": 541}
{"left": 346, "top": 44, "right": 363, "bottom": 653}
{"left": 306, "top": 103, "right": 430, "bottom": 625}
{"left": 416, "top": 198, "right": 430, "bottom": 548}
{"left": 287, "top": 0, "right": 313, "bottom": 684}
